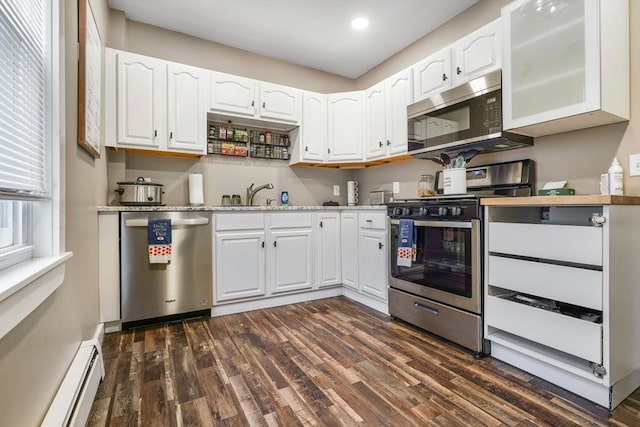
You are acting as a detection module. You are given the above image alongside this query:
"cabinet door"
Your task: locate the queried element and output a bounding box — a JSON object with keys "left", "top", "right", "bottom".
{"left": 116, "top": 51, "right": 166, "bottom": 149}
{"left": 214, "top": 231, "right": 266, "bottom": 302}
{"left": 210, "top": 71, "right": 257, "bottom": 116}
{"left": 358, "top": 230, "right": 388, "bottom": 300}
{"left": 453, "top": 19, "right": 501, "bottom": 87}
{"left": 269, "top": 229, "right": 313, "bottom": 294}
{"left": 502, "top": 0, "right": 600, "bottom": 131}
{"left": 365, "top": 82, "right": 387, "bottom": 160}
{"left": 316, "top": 213, "right": 342, "bottom": 288}
{"left": 412, "top": 48, "right": 452, "bottom": 102}
{"left": 167, "top": 63, "right": 208, "bottom": 154}
{"left": 300, "top": 91, "right": 326, "bottom": 161}
{"left": 385, "top": 69, "right": 412, "bottom": 156}
{"left": 259, "top": 82, "right": 301, "bottom": 123}
{"left": 341, "top": 212, "right": 359, "bottom": 289}
{"left": 327, "top": 91, "right": 364, "bottom": 162}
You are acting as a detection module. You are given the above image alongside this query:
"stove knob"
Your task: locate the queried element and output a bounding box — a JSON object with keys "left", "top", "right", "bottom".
{"left": 419, "top": 206, "right": 430, "bottom": 216}
{"left": 438, "top": 207, "right": 449, "bottom": 216}
{"left": 402, "top": 207, "right": 412, "bottom": 216}
{"left": 392, "top": 207, "right": 403, "bottom": 216}
{"left": 450, "top": 206, "right": 462, "bottom": 216}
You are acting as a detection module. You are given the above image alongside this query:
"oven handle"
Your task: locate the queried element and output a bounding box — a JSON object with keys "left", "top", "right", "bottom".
{"left": 414, "top": 302, "right": 439, "bottom": 315}
{"left": 389, "top": 219, "right": 473, "bottom": 229}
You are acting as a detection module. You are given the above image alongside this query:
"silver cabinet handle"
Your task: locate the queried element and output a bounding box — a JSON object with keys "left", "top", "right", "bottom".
{"left": 125, "top": 218, "right": 210, "bottom": 227}
{"left": 414, "top": 302, "right": 439, "bottom": 315}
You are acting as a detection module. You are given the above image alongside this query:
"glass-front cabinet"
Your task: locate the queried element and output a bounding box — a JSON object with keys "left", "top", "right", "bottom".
{"left": 501, "top": 0, "right": 629, "bottom": 137}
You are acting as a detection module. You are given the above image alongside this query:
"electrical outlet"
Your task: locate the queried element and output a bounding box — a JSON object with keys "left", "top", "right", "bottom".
{"left": 333, "top": 185, "right": 340, "bottom": 196}
{"left": 393, "top": 181, "right": 400, "bottom": 194}
{"left": 630, "top": 154, "right": 640, "bottom": 177}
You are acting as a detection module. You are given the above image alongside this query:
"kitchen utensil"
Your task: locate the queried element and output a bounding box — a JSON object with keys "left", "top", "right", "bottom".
{"left": 231, "top": 194, "right": 242, "bottom": 205}
{"left": 221, "top": 195, "right": 231, "bottom": 206}
{"left": 463, "top": 149, "right": 479, "bottom": 165}
{"left": 115, "top": 177, "right": 164, "bottom": 206}
{"left": 440, "top": 153, "right": 451, "bottom": 167}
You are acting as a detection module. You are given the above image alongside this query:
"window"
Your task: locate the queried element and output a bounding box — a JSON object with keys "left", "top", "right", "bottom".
{"left": 0, "top": 0, "right": 58, "bottom": 270}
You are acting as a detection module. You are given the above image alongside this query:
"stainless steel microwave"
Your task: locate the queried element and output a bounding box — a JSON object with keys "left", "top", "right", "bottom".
{"left": 407, "top": 70, "right": 532, "bottom": 159}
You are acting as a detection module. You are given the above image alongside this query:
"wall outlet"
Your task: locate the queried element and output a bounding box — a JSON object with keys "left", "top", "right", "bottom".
{"left": 333, "top": 185, "right": 340, "bottom": 196}
{"left": 393, "top": 181, "right": 400, "bottom": 194}
{"left": 630, "top": 154, "right": 640, "bottom": 177}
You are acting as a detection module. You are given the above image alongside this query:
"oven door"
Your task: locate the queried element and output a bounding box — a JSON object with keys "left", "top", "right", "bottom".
{"left": 388, "top": 219, "right": 481, "bottom": 314}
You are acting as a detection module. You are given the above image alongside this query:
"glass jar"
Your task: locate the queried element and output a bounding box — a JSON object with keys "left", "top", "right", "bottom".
{"left": 417, "top": 174, "right": 435, "bottom": 197}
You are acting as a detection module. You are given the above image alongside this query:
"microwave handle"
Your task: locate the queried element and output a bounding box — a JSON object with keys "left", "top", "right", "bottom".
{"left": 389, "top": 219, "right": 473, "bottom": 229}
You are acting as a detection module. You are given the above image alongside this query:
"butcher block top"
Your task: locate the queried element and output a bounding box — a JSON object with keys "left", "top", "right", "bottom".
{"left": 481, "top": 195, "right": 640, "bottom": 206}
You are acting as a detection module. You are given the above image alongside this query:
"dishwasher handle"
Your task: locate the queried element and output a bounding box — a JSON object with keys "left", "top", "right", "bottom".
{"left": 124, "top": 217, "right": 210, "bottom": 227}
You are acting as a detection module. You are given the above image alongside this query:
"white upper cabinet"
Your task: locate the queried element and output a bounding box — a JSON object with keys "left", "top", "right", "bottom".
{"left": 298, "top": 91, "right": 327, "bottom": 162}
{"left": 413, "top": 20, "right": 501, "bottom": 103}
{"left": 384, "top": 69, "right": 413, "bottom": 156}
{"left": 259, "top": 82, "right": 302, "bottom": 123}
{"left": 114, "top": 50, "right": 166, "bottom": 150}
{"left": 210, "top": 72, "right": 301, "bottom": 124}
{"left": 365, "top": 82, "right": 387, "bottom": 159}
{"left": 502, "top": 0, "right": 629, "bottom": 137}
{"left": 327, "top": 91, "right": 364, "bottom": 162}
{"left": 365, "top": 69, "right": 413, "bottom": 160}
{"left": 210, "top": 72, "right": 257, "bottom": 116}
{"left": 413, "top": 47, "right": 452, "bottom": 102}
{"left": 453, "top": 19, "right": 501, "bottom": 87}
{"left": 105, "top": 48, "right": 208, "bottom": 155}
{"left": 167, "top": 63, "right": 208, "bottom": 153}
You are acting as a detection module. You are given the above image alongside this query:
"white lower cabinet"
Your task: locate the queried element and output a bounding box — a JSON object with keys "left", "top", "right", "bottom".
{"left": 316, "top": 212, "right": 342, "bottom": 288}
{"left": 341, "top": 211, "right": 388, "bottom": 310}
{"left": 214, "top": 212, "right": 316, "bottom": 303}
{"left": 340, "top": 212, "right": 359, "bottom": 290}
{"left": 269, "top": 228, "right": 313, "bottom": 294}
{"left": 484, "top": 203, "right": 640, "bottom": 409}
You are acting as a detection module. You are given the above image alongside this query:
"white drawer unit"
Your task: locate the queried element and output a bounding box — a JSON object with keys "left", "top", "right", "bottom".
{"left": 483, "top": 203, "right": 640, "bottom": 409}
{"left": 215, "top": 213, "right": 265, "bottom": 231}
{"left": 488, "top": 255, "right": 603, "bottom": 310}
{"left": 359, "top": 212, "right": 386, "bottom": 230}
{"left": 486, "top": 295, "right": 602, "bottom": 363}
{"left": 488, "top": 222, "right": 602, "bottom": 266}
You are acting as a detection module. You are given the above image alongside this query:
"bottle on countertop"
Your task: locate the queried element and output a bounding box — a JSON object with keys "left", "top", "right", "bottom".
{"left": 608, "top": 157, "right": 624, "bottom": 195}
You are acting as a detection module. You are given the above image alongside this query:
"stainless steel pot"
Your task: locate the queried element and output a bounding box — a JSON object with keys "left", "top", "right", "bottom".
{"left": 115, "top": 177, "right": 164, "bottom": 206}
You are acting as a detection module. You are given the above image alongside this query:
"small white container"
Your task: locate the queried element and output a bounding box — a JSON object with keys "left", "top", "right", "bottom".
{"left": 600, "top": 174, "right": 609, "bottom": 195}
{"left": 443, "top": 168, "right": 467, "bottom": 194}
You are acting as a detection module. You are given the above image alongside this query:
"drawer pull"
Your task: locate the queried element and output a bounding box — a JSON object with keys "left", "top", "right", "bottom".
{"left": 414, "top": 302, "right": 439, "bottom": 315}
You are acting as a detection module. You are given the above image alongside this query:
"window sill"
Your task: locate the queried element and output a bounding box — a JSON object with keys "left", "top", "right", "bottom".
{"left": 0, "top": 252, "right": 73, "bottom": 340}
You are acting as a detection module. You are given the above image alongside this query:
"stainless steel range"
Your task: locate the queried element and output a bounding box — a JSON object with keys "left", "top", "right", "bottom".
{"left": 387, "top": 159, "right": 535, "bottom": 355}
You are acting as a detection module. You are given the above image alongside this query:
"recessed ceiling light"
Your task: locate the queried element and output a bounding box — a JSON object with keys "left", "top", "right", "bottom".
{"left": 351, "top": 17, "right": 369, "bottom": 30}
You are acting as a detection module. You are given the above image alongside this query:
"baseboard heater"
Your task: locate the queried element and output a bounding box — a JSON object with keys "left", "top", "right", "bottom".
{"left": 41, "top": 339, "right": 104, "bottom": 427}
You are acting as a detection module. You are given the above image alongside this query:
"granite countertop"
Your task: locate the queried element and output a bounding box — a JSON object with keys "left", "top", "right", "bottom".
{"left": 481, "top": 195, "right": 640, "bottom": 206}
{"left": 97, "top": 205, "right": 388, "bottom": 212}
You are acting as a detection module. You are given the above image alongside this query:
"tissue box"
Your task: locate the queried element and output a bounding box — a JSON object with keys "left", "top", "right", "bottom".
{"left": 537, "top": 188, "right": 575, "bottom": 196}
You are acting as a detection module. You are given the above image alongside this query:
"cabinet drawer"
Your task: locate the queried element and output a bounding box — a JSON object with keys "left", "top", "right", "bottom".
{"left": 486, "top": 295, "right": 602, "bottom": 363}
{"left": 215, "top": 213, "right": 265, "bottom": 231}
{"left": 270, "top": 212, "right": 312, "bottom": 229}
{"left": 489, "top": 222, "right": 602, "bottom": 266}
{"left": 359, "top": 212, "right": 386, "bottom": 230}
{"left": 488, "top": 255, "right": 602, "bottom": 310}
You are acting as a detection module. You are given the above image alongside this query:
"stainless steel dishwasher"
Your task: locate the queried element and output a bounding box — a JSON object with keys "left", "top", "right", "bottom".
{"left": 120, "top": 211, "right": 212, "bottom": 328}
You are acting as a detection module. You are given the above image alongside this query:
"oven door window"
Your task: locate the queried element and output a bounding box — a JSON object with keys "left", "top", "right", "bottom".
{"left": 391, "top": 223, "right": 473, "bottom": 297}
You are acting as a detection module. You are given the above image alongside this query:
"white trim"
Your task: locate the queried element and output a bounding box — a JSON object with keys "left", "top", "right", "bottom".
{"left": 0, "top": 253, "right": 72, "bottom": 339}
{"left": 342, "top": 287, "right": 389, "bottom": 315}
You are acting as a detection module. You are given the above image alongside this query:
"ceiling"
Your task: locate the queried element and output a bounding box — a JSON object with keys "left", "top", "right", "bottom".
{"left": 107, "top": 0, "right": 478, "bottom": 79}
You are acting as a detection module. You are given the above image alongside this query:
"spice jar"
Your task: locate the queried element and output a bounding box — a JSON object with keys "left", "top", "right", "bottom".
{"left": 417, "top": 174, "right": 435, "bottom": 197}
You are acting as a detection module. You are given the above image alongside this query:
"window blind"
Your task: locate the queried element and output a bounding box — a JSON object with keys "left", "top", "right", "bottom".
{"left": 0, "top": 0, "right": 48, "bottom": 198}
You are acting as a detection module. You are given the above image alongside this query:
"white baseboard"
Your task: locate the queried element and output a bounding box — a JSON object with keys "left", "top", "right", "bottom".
{"left": 342, "top": 287, "right": 388, "bottom": 315}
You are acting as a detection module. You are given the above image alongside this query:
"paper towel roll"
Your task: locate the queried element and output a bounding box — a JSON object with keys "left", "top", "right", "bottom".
{"left": 188, "top": 173, "right": 204, "bottom": 205}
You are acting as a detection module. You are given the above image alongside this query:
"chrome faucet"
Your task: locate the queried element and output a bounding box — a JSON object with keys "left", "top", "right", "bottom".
{"left": 246, "top": 183, "right": 274, "bottom": 206}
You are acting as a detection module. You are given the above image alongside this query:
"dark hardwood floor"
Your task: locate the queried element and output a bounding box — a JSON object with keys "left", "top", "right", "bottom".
{"left": 88, "top": 297, "right": 640, "bottom": 426}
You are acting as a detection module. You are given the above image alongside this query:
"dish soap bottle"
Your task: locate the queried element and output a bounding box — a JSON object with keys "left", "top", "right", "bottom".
{"left": 608, "top": 158, "right": 624, "bottom": 195}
